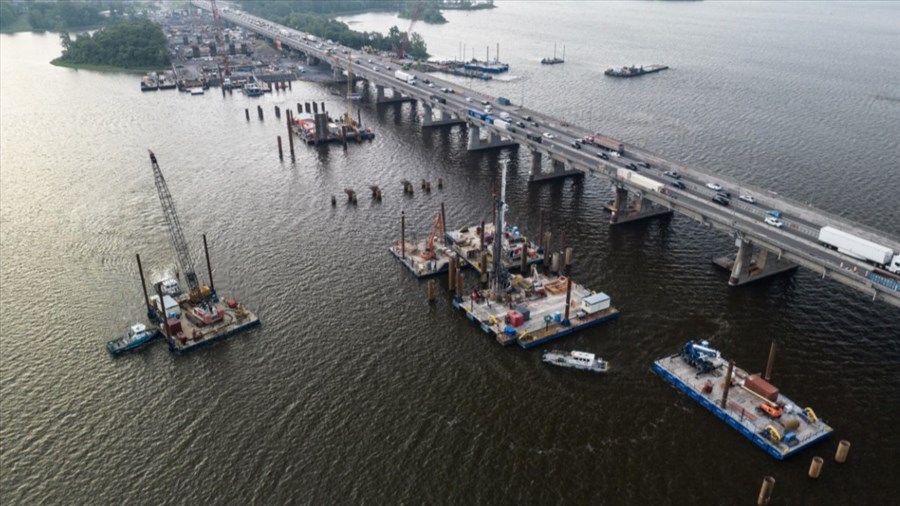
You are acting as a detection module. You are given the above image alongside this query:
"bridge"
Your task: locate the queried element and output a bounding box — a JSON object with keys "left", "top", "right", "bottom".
{"left": 193, "top": 1, "right": 900, "bottom": 309}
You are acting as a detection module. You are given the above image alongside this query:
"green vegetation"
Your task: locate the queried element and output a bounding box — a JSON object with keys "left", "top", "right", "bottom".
{"left": 26, "top": 1, "right": 105, "bottom": 31}
{"left": 52, "top": 19, "right": 170, "bottom": 71}
{"left": 399, "top": 2, "right": 447, "bottom": 24}
{"left": 241, "top": 1, "right": 429, "bottom": 59}
{"left": 0, "top": 2, "right": 20, "bottom": 30}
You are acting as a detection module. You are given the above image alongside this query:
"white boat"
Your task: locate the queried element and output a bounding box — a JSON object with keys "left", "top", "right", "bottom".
{"left": 190, "top": 87, "right": 204, "bottom": 95}
{"left": 542, "top": 349, "right": 608, "bottom": 373}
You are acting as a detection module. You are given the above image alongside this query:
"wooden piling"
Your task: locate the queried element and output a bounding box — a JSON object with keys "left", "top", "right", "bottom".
{"left": 331, "top": 195, "right": 336, "bottom": 206}
{"left": 275, "top": 105, "right": 281, "bottom": 118}
{"left": 401, "top": 211, "right": 406, "bottom": 259}
{"left": 257, "top": 105, "right": 263, "bottom": 120}
{"left": 835, "top": 440, "right": 850, "bottom": 463}
{"left": 564, "top": 247, "right": 573, "bottom": 269}
{"left": 456, "top": 271, "right": 464, "bottom": 297}
{"left": 550, "top": 252, "right": 560, "bottom": 273}
{"left": 427, "top": 279, "right": 436, "bottom": 302}
{"left": 448, "top": 258, "right": 457, "bottom": 291}
{"left": 440, "top": 203, "right": 447, "bottom": 238}
{"left": 808, "top": 457, "right": 824, "bottom": 478}
{"left": 438, "top": 177, "right": 443, "bottom": 189}
{"left": 720, "top": 360, "right": 734, "bottom": 408}
{"left": 245, "top": 108, "right": 250, "bottom": 121}
{"left": 480, "top": 221, "right": 486, "bottom": 251}
{"left": 297, "top": 102, "right": 302, "bottom": 113}
{"left": 538, "top": 210, "right": 544, "bottom": 250}
{"left": 277, "top": 136, "right": 283, "bottom": 161}
{"left": 564, "top": 276, "right": 572, "bottom": 322}
{"left": 764, "top": 340, "right": 777, "bottom": 381}
{"left": 757, "top": 476, "right": 775, "bottom": 506}
{"left": 286, "top": 111, "right": 295, "bottom": 161}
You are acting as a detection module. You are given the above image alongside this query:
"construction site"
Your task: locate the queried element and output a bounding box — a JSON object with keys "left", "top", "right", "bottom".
{"left": 390, "top": 205, "right": 456, "bottom": 278}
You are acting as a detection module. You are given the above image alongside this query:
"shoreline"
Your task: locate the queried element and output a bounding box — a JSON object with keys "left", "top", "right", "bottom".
{"left": 50, "top": 58, "right": 169, "bottom": 74}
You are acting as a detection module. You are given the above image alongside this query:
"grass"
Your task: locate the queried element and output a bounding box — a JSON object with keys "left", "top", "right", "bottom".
{"left": 50, "top": 58, "right": 168, "bottom": 74}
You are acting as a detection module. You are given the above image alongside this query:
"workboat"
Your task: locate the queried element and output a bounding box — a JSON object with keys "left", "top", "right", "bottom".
{"left": 542, "top": 349, "right": 608, "bottom": 372}
{"left": 106, "top": 323, "right": 160, "bottom": 356}
{"left": 604, "top": 64, "right": 669, "bottom": 78}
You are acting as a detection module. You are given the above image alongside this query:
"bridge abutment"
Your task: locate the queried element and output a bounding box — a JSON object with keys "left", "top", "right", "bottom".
{"left": 422, "top": 104, "right": 465, "bottom": 128}
{"left": 528, "top": 152, "right": 583, "bottom": 182}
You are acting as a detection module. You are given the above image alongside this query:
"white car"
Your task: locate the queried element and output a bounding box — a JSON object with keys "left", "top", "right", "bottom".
{"left": 466, "top": 97, "right": 474, "bottom": 102}
{"left": 609, "top": 151, "right": 620, "bottom": 158}
{"left": 764, "top": 216, "right": 783, "bottom": 228}
{"left": 707, "top": 183, "right": 723, "bottom": 191}
{"left": 739, "top": 194, "right": 756, "bottom": 204}
{"left": 543, "top": 132, "right": 555, "bottom": 139}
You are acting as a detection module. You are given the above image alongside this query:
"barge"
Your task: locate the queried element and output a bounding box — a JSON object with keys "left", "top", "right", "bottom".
{"left": 390, "top": 208, "right": 456, "bottom": 279}
{"left": 653, "top": 340, "right": 833, "bottom": 460}
{"left": 604, "top": 65, "right": 668, "bottom": 78}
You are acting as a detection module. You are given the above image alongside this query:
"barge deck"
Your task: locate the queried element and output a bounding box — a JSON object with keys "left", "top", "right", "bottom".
{"left": 445, "top": 223, "right": 543, "bottom": 274}
{"left": 653, "top": 343, "right": 833, "bottom": 460}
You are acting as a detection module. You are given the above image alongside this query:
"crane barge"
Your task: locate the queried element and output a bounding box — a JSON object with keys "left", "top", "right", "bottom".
{"left": 142, "top": 150, "right": 259, "bottom": 354}
{"left": 390, "top": 204, "right": 456, "bottom": 278}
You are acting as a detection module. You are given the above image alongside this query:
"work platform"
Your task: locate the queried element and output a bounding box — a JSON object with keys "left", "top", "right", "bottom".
{"left": 389, "top": 240, "right": 455, "bottom": 278}
{"left": 156, "top": 296, "right": 260, "bottom": 354}
{"left": 453, "top": 273, "right": 619, "bottom": 349}
{"left": 445, "top": 223, "right": 543, "bottom": 274}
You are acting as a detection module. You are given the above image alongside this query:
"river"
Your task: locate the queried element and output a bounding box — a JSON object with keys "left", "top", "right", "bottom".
{"left": 1, "top": 1, "right": 899, "bottom": 504}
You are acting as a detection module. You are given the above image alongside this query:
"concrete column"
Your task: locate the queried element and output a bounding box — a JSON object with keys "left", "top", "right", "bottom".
{"left": 729, "top": 239, "right": 754, "bottom": 286}
{"left": 490, "top": 131, "right": 501, "bottom": 144}
{"left": 376, "top": 84, "right": 385, "bottom": 102}
{"left": 552, "top": 159, "right": 566, "bottom": 173}
{"left": 468, "top": 125, "right": 481, "bottom": 150}
{"left": 531, "top": 150, "right": 543, "bottom": 177}
{"left": 440, "top": 110, "right": 451, "bottom": 121}
{"left": 333, "top": 67, "right": 342, "bottom": 82}
{"left": 422, "top": 104, "right": 433, "bottom": 126}
{"left": 613, "top": 187, "right": 629, "bottom": 212}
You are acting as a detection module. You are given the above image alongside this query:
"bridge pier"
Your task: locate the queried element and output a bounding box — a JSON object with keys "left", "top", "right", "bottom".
{"left": 375, "top": 84, "right": 415, "bottom": 104}
{"left": 607, "top": 186, "right": 672, "bottom": 225}
{"left": 332, "top": 67, "right": 346, "bottom": 83}
{"left": 421, "top": 104, "right": 466, "bottom": 128}
{"left": 529, "top": 152, "right": 584, "bottom": 182}
{"left": 714, "top": 238, "right": 798, "bottom": 285}
{"left": 466, "top": 123, "right": 518, "bottom": 151}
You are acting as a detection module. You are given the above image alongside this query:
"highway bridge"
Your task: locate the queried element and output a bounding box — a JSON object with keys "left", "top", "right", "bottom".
{"left": 194, "top": 1, "right": 900, "bottom": 309}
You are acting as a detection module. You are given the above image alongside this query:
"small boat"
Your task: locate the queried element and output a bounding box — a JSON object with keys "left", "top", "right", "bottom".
{"left": 244, "top": 75, "right": 262, "bottom": 97}
{"left": 106, "top": 323, "right": 160, "bottom": 356}
{"left": 542, "top": 349, "right": 608, "bottom": 372}
{"left": 190, "top": 86, "right": 204, "bottom": 95}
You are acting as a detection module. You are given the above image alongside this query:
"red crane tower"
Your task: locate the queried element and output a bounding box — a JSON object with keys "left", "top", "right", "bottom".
{"left": 395, "top": 0, "right": 424, "bottom": 60}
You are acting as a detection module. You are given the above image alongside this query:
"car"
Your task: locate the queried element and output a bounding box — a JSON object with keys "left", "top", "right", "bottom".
{"left": 764, "top": 216, "right": 784, "bottom": 228}
{"left": 707, "top": 182, "right": 723, "bottom": 191}
{"left": 524, "top": 115, "right": 532, "bottom": 121}
{"left": 481, "top": 99, "right": 490, "bottom": 105}
{"left": 712, "top": 195, "right": 729, "bottom": 206}
{"left": 739, "top": 194, "right": 756, "bottom": 204}
{"left": 627, "top": 163, "right": 638, "bottom": 170}
{"left": 466, "top": 97, "right": 474, "bottom": 102}
{"left": 386, "top": 65, "right": 391, "bottom": 70}
{"left": 508, "top": 127, "right": 517, "bottom": 133}
{"left": 671, "top": 181, "right": 686, "bottom": 189}
{"left": 543, "top": 132, "right": 555, "bottom": 139}
{"left": 716, "top": 192, "right": 731, "bottom": 201}
{"left": 368, "top": 59, "right": 373, "bottom": 63}
{"left": 531, "top": 121, "right": 539, "bottom": 127}
{"left": 571, "top": 141, "right": 581, "bottom": 149}
{"left": 664, "top": 171, "right": 681, "bottom": 179}
{"left": 609, "top": 151, "right": 620, "bottom": 158}
{"left": 597, "top": 152, "right": 609, "bottom": 160}
{"left": 516, "top": 121, "right": 525, "bottom": 128}
{"left": 639, "top": 161, "right": 650, "bottom": 168}
{"left": 422, "top": 78, "right": 431, "bottom": 84}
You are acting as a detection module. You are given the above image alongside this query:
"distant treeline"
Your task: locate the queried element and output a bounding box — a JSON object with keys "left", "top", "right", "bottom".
{"left": 240, "top": 1, "right": 429, "bottom": 59}
{"left": 55, "top": 19, "right": 170, "bottom": 69}
{"left": 1, "top": 1, "right": 144, "bottom": 32}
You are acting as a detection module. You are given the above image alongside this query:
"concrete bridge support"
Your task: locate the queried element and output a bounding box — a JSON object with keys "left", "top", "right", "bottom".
{"left": 607, "top": 186, "right": 672, "bottom": 225}
{"left": 421, "top": 104, "right": 466, "bottom": 128}
{"left": 466, "top": 123, "right": 518, "bottom": 151}
{"left": 332, "top": 67, "right": 346, "bottom": 83}
{"left": 375, "top": 84, "right": 416, "bottom": 104}
{"left": 528, "top": 151, "right": 583, "bottom": 182}
{"left": 714, "top": 237, "right": 798, "bottom": 285}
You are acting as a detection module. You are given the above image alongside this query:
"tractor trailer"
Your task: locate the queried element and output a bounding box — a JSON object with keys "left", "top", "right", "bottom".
{"left": 394, "top": 70, "right": 416, "bottom": 84}
{"left": 818, "top": 226, "right": 900, "bottom": 274}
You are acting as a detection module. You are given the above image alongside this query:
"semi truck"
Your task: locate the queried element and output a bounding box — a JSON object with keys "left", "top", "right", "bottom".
{"left": 617, "top": 168, "right": 665, "bottom": 193}
{"left": 492, "top": 119, "right": 510, "bottom": 130}
{"left": 818, "top": 226, "right": 900, "bottom": 273}
{"left": 394, "top": 70, "right": 416, "bottom": 84}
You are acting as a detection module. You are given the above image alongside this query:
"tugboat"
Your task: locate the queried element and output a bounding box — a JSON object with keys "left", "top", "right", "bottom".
{"left": 106, "top": 323, "right": 160, "bottom": 356}
{"left": 541, "top": 43, "right": 565, "bottom": 65}
{"left": 542, "top": 349, "right": 609, "bottom": 373}
{"left": 244, "top": 75, "right": 262, "bottom": 97}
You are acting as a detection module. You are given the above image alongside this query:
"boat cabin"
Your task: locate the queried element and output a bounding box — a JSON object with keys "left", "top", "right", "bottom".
{"left": 571, "top": 351, "right": 596, "bottom": 363}
{"left": 581, "top": 292, "right": 610, "bottom": 314}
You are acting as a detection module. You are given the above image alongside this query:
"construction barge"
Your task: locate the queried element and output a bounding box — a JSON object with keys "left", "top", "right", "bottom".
{"left": 445, "top": 223, "right": 543, "bottom": 274}
{"left": 451, "top": 163, "right": 618, "bottom": 348}
{"left": 390, "top": 207, "right": 456, "bottom": 279}
{"left": 653, "top": 341, "right": 833, "bottom": 460}
{"left": 290, "top": 111, "right": 375, "bottom": 145}
{"left": 108, "top": 151, "right": 260, "bottom": 356}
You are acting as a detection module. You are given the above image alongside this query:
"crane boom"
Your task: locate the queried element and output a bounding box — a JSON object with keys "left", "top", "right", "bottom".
{"left": 210, "top": 0, "right": 230, "bottom": 76}
{"left": 148, "top": 150, "right": 201, "bottom": 296}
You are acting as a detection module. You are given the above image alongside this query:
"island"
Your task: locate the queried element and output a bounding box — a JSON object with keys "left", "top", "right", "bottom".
{"left": 51, "top": 19, "right": 170, "bottom": 73}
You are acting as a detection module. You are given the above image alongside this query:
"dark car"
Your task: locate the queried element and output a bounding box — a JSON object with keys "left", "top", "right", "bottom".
{"left": 671, "top": 181, "right": 686, "bottom": 190}
{"left": 639, "top": 161, "right": 650, "bottom": 168}
{"left": 597, "top": 152, "right": 609, "bottom": 160}
{"left": 516, "top": 121, "right": 525, "bottom": 128}
{"left": 712, "top": 195, "right": 730, "bottom": 206}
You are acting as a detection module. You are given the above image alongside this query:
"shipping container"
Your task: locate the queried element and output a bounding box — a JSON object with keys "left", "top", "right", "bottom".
{"left": 744, "top": 375, "right": 779, "bottom": 402}
{"left": 818, "top": 226, "right": 895, "bottom": 266}
{"left": 616, "top": 168, "right": 665, "bottom": 193}
{"left": 594, "top": 134, "right": 624, "bottom": 154}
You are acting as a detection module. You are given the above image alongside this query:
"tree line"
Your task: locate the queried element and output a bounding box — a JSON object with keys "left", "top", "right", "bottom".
{"left": 56, "top": 19, "right": 170, "bottom": 69}
{"left": 240, "top": 1, "right": 429, "bottom": 59}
